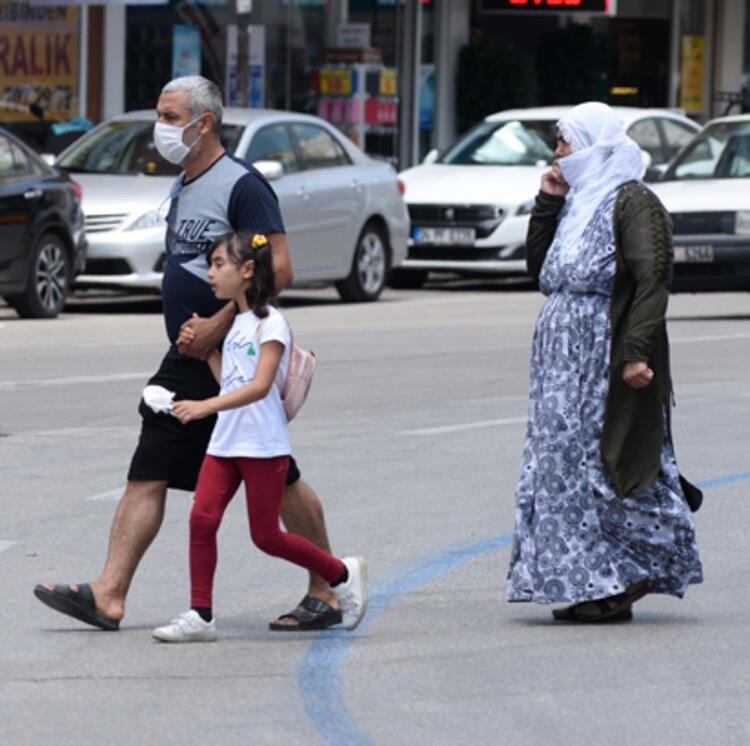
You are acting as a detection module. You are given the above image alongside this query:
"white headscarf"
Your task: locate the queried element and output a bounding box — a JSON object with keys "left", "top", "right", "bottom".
{"left": 554, "top": 102, "right": 646, "bottom": 262}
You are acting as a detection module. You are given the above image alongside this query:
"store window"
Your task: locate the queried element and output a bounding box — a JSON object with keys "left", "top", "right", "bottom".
{"left": 124, "top": 1, "right": 327, "bottom": 115}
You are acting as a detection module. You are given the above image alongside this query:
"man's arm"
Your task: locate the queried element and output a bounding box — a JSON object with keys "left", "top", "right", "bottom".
{"left": 176, "top": 302, "right": 235, "bottom": 360}
{"left": 268, "top": 231, "right": 293, "bottom": 292}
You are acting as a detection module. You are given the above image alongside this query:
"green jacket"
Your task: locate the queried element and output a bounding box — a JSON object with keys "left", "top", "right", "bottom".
{"left": 526, "top": 181, "right": 688, "bottom": 501}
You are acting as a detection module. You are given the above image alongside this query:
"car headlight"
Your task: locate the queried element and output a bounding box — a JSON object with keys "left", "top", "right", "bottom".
{"left": 735, "top": 210, "right": 750, "bottom": 235}
{"left": 126, "top": 208, "right": 164, "bottom": 232}
{"left": 515, "top": 199, "right": 535, "bottom": 216}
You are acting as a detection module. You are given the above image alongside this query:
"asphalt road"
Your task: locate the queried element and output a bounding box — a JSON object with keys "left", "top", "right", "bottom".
{"left": 1, "top": 285, "right": 749, "bottom": 746}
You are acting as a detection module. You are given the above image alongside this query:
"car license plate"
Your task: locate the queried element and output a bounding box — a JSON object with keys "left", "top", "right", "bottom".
{"left": 413, "top": 227, "right": 476, "bottom": 245}
{"left": 674, "top": 245, "right": 714, "bottom": 262}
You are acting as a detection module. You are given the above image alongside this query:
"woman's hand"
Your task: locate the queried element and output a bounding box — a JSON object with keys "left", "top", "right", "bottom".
{"left": 172, "top": 398, "right": 215, "bottom": 424}
{"left": 540, "top": 162, "right": 570, "bottom": 197}
{"left": 623, "top": 361, "right": 654, "bottom": 389}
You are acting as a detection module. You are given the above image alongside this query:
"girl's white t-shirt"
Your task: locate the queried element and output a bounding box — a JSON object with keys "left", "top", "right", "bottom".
{"left": 206, "top": 306, "right": 291, "bottom": 458}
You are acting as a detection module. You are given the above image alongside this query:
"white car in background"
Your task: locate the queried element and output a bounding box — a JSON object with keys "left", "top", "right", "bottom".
{"left": 393, "top": 105, "right": 699, "bottom": 288}
{"left": 650, "top": 114, "right": 750, "bottom": 292}
{"left": 55, "top": 109, "right": 409, "bottom": 302}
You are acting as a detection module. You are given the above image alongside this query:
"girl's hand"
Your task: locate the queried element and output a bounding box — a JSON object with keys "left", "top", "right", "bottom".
{"left": 540, "top": 162, "right": 570, "bottom": 197}
{"left": 623, "top": 361, "right": 654, "bottom": 389}
{"left": 172, "top": 399, "right": 214, "bottom": 424}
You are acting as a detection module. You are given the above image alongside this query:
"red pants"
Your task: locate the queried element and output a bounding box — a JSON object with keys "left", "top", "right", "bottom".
{"left": 189, "top": 454, "right": 345, "bottom": 608}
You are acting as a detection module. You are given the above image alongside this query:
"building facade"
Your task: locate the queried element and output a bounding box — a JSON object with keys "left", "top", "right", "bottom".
{"left": 1, "top": 0, "right": 749, "bottom": 167}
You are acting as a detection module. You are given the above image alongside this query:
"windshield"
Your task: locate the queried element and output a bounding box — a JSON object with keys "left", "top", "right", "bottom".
{"left": 440, "top": 120, "right": 556, "bottom": 166}
{"left": 662, "top": 120, "right": 750, "bottom": 180}
{"left": 56, "top": 119, "right": 244, "bottom": 175}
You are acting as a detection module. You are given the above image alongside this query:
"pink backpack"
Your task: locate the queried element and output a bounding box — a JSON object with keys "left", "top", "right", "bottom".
{"left": 257, "top": 318, "right": 315, "bottom": 422}
{"left": 282, "top": 336, "right": 315, "bottom": 421}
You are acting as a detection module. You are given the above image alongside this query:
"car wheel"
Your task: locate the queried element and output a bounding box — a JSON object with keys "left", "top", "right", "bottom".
{"left": 12, "top": 232, "right": 70, "bottom": 319}
{"left": 335, "top": 222, "right": 389, "bottom": 302}
{"left": 389, "top": 268, "right": 428, "bottom": 289}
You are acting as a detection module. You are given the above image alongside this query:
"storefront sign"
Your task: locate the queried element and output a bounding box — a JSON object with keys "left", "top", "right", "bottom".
{"left": 335, "top": 22, "right": 370, "bottom": 49}
{"left": 320, "top": 68, "right": 353, "bottom": 96}
{"left": 481, "top": 0, "right": 615, "bottom": 13}
{"left": 379, "top": 70, "right": 397, "bottom": 97}
{"left": 248, "top": 24, "right": 265, "bottom": 108}
{"left": 172, "top": 24, "right": 201, "bottom": 79}
{"left": 680, "top": 35, "right": 704, "bottom": 112}
{"left": 0, "top": 1, "right": 79, "bottom": 121}
{"left": 225, "top": 23, "right": 238, "bottom": 106}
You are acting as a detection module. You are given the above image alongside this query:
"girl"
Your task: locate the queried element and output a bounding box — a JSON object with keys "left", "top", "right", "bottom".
{"left": 153, "top": 231, "right": 366, "bottom": 642}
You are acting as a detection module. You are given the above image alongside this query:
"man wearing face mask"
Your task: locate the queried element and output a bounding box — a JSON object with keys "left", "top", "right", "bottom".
{"left": 34, "top": 75, "right": 348, "bottom": 633}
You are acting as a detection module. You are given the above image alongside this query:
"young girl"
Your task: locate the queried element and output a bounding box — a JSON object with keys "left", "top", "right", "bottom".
{"left": 152, "top": 231, "right": 366, "bottom": 642}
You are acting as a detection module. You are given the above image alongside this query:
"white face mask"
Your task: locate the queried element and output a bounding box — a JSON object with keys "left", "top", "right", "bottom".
{"left": 153, "top": 117, "right": 202, "bottom": 165}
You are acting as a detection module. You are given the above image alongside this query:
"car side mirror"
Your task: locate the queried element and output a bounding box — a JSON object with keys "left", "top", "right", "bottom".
{"left": 422, "top": 148, "right": 441, "bottom": 165}
{"left": 253, "top": 160, "right": 284, "bottom": 181}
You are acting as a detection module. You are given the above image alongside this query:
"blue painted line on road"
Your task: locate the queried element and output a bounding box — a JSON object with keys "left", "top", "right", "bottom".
{"left": 298, "top": 534, "right": 513, "bottom": 746}
{"left": 299, "top": 469, "right": 750, "bottom": 745}
{"left": 696, "top": 472, "right": 750, "bottom": 490}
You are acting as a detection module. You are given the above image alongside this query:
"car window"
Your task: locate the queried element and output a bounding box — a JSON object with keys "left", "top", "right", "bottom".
{"left": 0, "top": 134, "right": 34, "bottom": 178}
{"left": 664, "top": 120, "right": 750, "bottom": 179}
{"left": 57, "top": 120, "right": 179, "bottom": 175}
{"left": 660, "top": 118, "right": 697, "bottom": 158}
{"left": 441, "top": 120, "right": 554, "bottom": 166}
{"left": 627, "top": 119, "right": 663, "bottom": 164}
{"left": 244, "top": 124, "right": 298, "bottom": 173}
{"left": 56, "top": 119, "right": 244, "bottom": 176}
{"left": 291, "top": 123, "right": 351, "bottom": 169}
{"left": 715, "top": 134, "right": 750, "bottom": 177}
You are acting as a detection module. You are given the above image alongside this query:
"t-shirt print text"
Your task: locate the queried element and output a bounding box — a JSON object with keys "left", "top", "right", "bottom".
{"left": 170, "top": 218, "right": 217, "bottom": 256}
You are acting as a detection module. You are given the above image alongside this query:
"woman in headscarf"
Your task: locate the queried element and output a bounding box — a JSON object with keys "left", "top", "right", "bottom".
{"left": 506, "top": 102, "right": 703, "bottom": 622}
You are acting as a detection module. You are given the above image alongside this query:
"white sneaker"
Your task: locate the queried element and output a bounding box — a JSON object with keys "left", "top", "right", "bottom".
{"left": 152, "top": 610, "right": 217, "bottom": 643}
{"left": 332, "top": 556, "right": 367, "bottom": 630}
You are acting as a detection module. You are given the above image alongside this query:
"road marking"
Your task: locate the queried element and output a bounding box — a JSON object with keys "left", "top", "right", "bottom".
{"left": 299, "top": 534, "right": 514, "bottom": 746}
{"left": 401, "top": 417, "right": 526, "bottom": 436}
{"left": 84, "top": 488, "right": 124, "bottom": 502}
{"left": 671, "top": 331, "right": 750, "bottom": 344}
{"left": 0, "top": 372, "right": 150, "bottom": 391}
{"left": 0, "top": 541, "right": 17, "bottom": 555}
{"left": 299, "top": 469, "right": 750, "bottom": 746}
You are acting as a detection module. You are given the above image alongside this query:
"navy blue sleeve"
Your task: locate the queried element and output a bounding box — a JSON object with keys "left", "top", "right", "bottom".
{"left": 227, "top": 168, "right": 286, "bottom": 234}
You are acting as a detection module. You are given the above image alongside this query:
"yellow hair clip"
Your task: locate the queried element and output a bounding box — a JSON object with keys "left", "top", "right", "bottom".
{"left": 251, "top": 233, "right": 268, "bottom": 249}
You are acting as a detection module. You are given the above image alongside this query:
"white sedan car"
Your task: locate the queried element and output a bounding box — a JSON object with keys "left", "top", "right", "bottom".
{"left": 393, "top": 105, "right": 699, "bottom": 288}
{"left": 56, "top": 109, "right": 409, "bottom": 302}
{"left": 650, "top": 114, "right": 750, "bottom": 292}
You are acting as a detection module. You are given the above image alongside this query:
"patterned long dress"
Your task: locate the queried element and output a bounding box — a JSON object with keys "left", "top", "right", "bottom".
{"left": 506, "top": 190, "right": 703, "bottom": 605}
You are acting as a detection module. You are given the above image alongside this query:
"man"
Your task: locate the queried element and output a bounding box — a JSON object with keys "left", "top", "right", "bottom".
{"left": 34, "top": 76, "right": 346, "bottom": 632}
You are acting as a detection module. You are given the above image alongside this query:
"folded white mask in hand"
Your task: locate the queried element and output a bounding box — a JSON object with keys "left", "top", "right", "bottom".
{"left": 142, "top": 385, "right": 176, "bottom": 414}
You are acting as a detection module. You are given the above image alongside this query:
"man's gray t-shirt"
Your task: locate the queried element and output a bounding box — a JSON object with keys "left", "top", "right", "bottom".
{"left": 162, "top": 153, "right": 285, "bottom": 359}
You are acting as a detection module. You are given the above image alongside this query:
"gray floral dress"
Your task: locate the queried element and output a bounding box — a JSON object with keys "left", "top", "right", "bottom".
{"left": 506, "top": 190, "right": 703, "bottom": 604}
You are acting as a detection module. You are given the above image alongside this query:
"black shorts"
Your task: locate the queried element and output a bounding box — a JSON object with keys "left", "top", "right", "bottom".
{"left": 128, "top": 356, "right": 302, "bottom": 491}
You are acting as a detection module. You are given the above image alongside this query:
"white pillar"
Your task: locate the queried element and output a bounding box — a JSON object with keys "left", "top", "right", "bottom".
{"left": 325, "top": 0, "right": 348, "bottom": 47}
{"left": 102, "top": 6, "right": 127, "bottom": 118}
{"left": 433, "top": 0, "right": 470, "bottom": 150}
{"left": 712, "top": 0, "right": 746, "bottom": 116}
{"left": 398, "top": 0, "right": 422, "bottom": 169}
{"left": 668, "top": 0, "right": 682, "bottom": 108}
{"left": 78, "top": 6, "right": 88, "bottom": 119}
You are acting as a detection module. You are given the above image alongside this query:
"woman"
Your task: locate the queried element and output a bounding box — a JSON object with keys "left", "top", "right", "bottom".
{"left": 506, "top": 102, "right": 702, "bottom": 623}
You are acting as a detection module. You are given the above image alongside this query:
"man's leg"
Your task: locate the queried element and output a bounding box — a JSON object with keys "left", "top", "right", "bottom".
{"left": 272, "top": 478, "right": 338, "bottom": 627}
{"left": 37, "top": 479, "right": 168, "bottom": 625}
